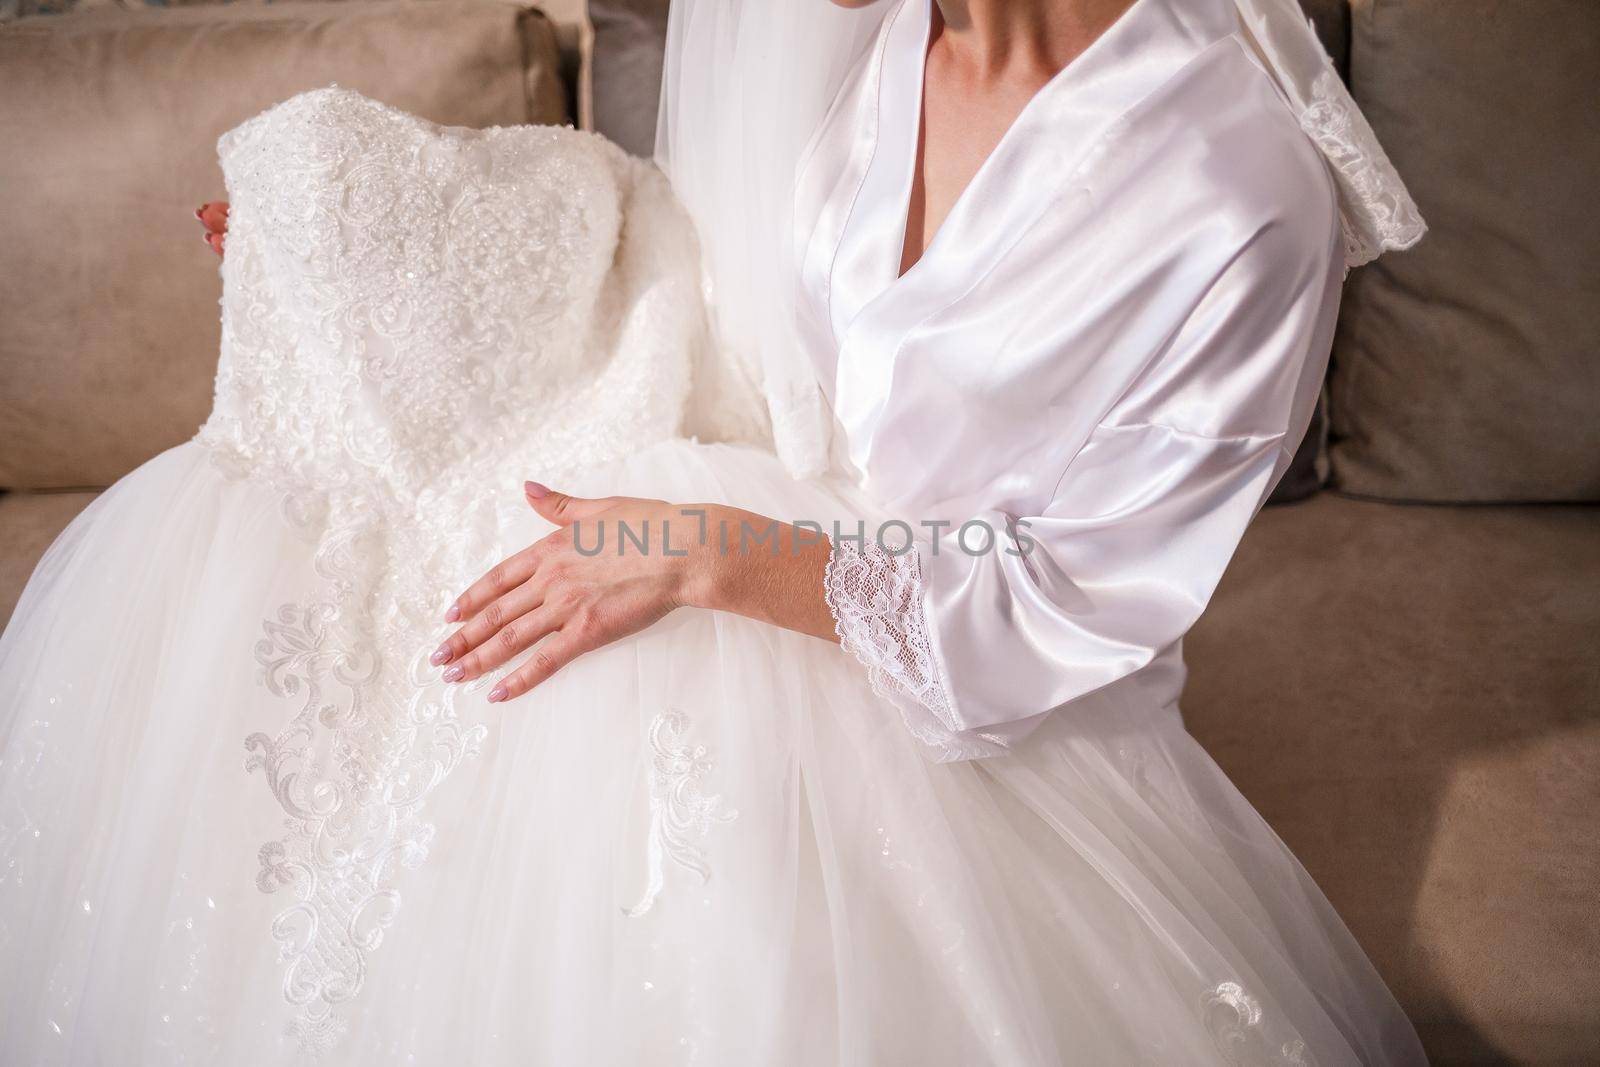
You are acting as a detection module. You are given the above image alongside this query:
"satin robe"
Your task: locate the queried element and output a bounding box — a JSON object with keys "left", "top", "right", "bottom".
{"left": 797, "top": 0, "right": 1344, "bottom": 759}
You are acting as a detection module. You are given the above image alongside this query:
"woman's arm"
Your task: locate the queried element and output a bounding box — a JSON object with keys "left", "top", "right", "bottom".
{"left": 433, "top": 482, "right": 837, "bottom": 704}
{"left": 826, "top": 201, "right": 1343, "bottom": 761}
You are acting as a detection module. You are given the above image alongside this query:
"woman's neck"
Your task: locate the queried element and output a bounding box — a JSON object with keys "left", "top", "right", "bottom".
{"left": 931, "top": 0, "right": 1138, "bottom": 82}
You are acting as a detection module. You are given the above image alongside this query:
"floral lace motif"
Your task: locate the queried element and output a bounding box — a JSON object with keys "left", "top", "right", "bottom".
{"left": 1201, "top": 981, "right": 1319, "bottom": 1067}
{"left": 824, "top": 540, "right": 1003, "bottom": 762}
{"left": 1298, "top": 68, "right": 1427, "bottom": 270}
{"left": 625, "top": 709, "right": 739, "bottom": 918}
{"left": 824, "top": 539, "right": 952, "bottom": 720}
{"left": 201, "top": 87, "right": 706, "bottom": 1050}
{"left": 246, "top": 600, "right": 487, "bottom": 1051}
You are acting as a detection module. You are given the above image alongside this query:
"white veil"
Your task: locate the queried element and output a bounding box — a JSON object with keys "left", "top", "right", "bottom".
{"left": 655, "top": 0, "right": 1426, "bottom": 477}
{"left": 654, "top": 0, "right": 890, "bottom": 478}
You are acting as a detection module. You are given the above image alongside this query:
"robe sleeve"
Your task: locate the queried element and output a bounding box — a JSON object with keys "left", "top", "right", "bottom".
{"left": 824, "top": 206, "right": 1342, "bottom": 761}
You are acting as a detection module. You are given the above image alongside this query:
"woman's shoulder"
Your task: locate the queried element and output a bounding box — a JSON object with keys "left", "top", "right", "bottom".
{"left": 1193, "top": 38, "right": 1339, "bottom": 244}
{"left": 1081, "top": 35, "right": 1341, "bottom": 261}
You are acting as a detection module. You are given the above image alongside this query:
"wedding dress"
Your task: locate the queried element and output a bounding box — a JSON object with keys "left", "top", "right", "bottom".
{"left": 0, "top": 0, "right": 1429, "bottom": 1062}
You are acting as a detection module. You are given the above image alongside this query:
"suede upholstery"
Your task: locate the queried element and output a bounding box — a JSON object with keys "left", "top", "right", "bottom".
{"left": 0, "top": 0, "right": 595, "bottom": 130}
{"left": 0, "top": 492, "right": 98, "bottom": 625}
{"left": 1329, "top": 0, "right": 1600, "bottom": 502}
{"left": 0, "top": 1, "right": 566, "bottom": 490}
{"left": 1186, "top": 493, "right": 1600, "bottom": 1063}
{"left": 588, "top": 0, "right": 669, "bottom": 157}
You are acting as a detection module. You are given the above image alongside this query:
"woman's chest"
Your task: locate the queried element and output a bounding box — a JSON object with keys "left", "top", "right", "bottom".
{"left": 808, "top": 230, "right": 1142, "bottom": 514}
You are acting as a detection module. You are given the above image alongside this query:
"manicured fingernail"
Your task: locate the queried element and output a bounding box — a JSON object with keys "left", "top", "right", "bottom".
{"left": 524, "top": 481, "right": 550, "bottom": 498}
{"left": 429, "top": 645, "right": 452, "bottom": 666}
{"left": 195, "top": 207, "right": 205, "bottom": 220}
{"left": 444, "top": 603, "right": 461, "bottom": 623}
{"left": 487, "top": 684, "right": 507, "bottom": 703}
{"left": 201, "top": 231, "right": 213, "bottom": 245}
{"left": 442, "top": 665, "right": 464, "bottom": 683}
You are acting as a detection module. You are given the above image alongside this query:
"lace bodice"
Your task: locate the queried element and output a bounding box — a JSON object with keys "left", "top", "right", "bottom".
{"left": 198, "top": 88, "right": 711, "bottom": 1049}
{"left": 203, "top": 88, "right": 700, "bottom": 507}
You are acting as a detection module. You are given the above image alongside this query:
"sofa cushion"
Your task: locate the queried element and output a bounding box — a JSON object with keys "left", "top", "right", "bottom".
{"left": 0, "top": 1, "right": 566, "bottom": 490}
{"left": 1327, "top": 0, "right": 1600, "bottom": 502}
{"left": 0, "top": 490, "right": 99, "bottom": 629}
{"left": 1185, "top": 494, "right": 1600, "bottom": 1061}
{"left": 0, "top": 0, "right": 595, "bottom": 134}
{"left": 589, "top": 0, "right": 668, "bottom": 158}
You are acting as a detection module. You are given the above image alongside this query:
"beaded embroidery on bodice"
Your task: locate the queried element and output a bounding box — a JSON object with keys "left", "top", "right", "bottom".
{"left": 202, "top": 87, "right": 700, "bottom": 509}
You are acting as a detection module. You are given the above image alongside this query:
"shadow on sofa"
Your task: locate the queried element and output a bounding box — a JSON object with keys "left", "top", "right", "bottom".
{"left": 1186, "top": 494, "right": 1599, "bottom": 1063}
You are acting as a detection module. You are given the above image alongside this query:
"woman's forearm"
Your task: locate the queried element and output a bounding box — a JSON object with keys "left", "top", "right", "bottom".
{"left": 680, "top": 505, "right": 840, "bottom": 643}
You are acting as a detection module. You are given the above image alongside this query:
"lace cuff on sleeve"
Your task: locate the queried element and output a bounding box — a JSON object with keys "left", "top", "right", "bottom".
{"left": 823, "top": 539, "right": 1005, "bottom": 761}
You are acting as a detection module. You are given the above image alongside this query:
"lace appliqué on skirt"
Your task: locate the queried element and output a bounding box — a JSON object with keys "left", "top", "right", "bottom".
{"left": 1202, "top": 981, "right": 1319, "bottom": 1067}
{"left": 625, "top": 709, "right": 738, "bottom": 918}
{"left": 247, "top": 599, "right": 488, "bottom": 1053}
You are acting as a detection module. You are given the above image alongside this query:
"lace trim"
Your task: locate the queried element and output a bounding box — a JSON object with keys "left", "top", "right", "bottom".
{"left": 824, "top": 539, "right": 1015, "bottom": 762}
{"left": 823, "top": 539, "right": 954, "bottom": 724}
{"left": 624, "top": 709, "right": 738, "bottom": 918}
{"left": 1298, "top": 68, "right": 1427, "bottom": 270}
{"left": 824, "top": 538, "right": 1012, "bottom": 765}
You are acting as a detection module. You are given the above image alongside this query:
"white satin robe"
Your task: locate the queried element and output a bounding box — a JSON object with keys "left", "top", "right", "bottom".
{"left": 799, "top": 0, "right": 1343, "bottom": 760}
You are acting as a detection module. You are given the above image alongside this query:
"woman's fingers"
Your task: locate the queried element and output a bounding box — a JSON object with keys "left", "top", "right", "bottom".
{"left": 442, "top": 603, "right": 562, "bottom": 684}
{"left": 486, "top": 631, "right": 587, "bottom": 703}
{"left": 196, "top": 202, "right": 229, "bottom": 258}
{"left": 446, "top": 546, "right": 543, "bottom": 623}
{"left": 431, "top": 581, "right": 542, "bottom": 666}
{"left": 197, "top": 201, "right": 229, "bottom": 234}
{"left": 196, "top": 203, "right": 226, "bottom": 257}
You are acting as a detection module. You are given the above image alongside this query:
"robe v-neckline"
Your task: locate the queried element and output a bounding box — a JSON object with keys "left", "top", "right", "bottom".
{"left": 813, "top": 0, "right": 1242, "bottom": 472}
{"left": 889, "top": 0, "right": 1155, "bottom": 284}
{"left": 826, "top": 0, "right": 1238, "bottom": 337}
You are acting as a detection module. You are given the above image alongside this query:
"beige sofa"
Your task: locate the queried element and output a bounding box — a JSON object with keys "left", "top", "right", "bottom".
{"left": 1, "top": 1, "right": 1596, "bottom": 1062}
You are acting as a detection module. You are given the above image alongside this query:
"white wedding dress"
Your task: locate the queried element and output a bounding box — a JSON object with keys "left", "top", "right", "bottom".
{"left": 0, "top": 0, "right": 1429, "bottom": 1063}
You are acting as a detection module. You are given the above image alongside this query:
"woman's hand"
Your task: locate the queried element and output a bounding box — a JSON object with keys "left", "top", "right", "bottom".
{"left": 432, "top": 482, "right": 837, "bottom": 703}
{"left": 196, "top": 201, "right": 228, "bottom": 257}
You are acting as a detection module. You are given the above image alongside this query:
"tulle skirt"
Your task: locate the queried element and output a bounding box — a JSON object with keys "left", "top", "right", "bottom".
{"left": 0, "top": 437, "right": 1423, "bottom": 1065}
